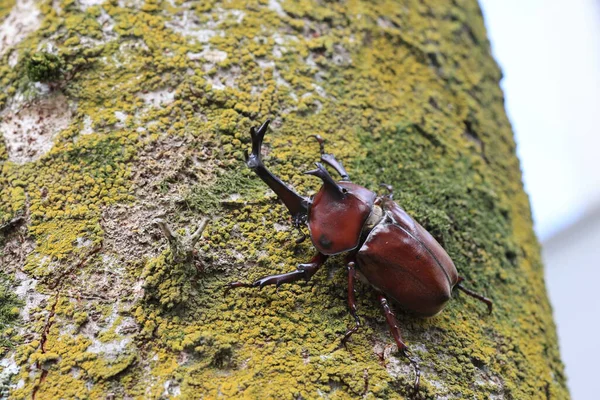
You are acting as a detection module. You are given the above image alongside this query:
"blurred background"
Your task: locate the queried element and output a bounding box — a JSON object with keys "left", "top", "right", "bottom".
{"left": 479, "top": 0, "right": 600, "bottom": 398}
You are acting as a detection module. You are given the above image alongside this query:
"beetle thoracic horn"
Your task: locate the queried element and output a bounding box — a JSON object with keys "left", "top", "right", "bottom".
{"left": 305, "top": 162, "right": 345, "bottom": 197}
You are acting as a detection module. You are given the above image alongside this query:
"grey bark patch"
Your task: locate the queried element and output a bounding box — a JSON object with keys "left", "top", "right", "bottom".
{"left": 0, "top": 92, "right": 72, "bottom": 164}
{"left": 0, "top": 0, "right": 41, "bottom": 57}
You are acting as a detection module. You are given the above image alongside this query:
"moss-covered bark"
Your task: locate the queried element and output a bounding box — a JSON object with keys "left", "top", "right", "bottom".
{"left": 0, "top": 0, "right": 568, "bottom": 398}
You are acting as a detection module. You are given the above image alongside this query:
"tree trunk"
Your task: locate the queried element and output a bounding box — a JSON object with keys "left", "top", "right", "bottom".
{"left": 0, "top": 0, "right": 568, "bottom": 398}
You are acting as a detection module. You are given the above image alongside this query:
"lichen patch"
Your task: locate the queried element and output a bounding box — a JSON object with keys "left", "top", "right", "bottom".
{"left": 0, "top": 93, "right": 72, "bottom": 164}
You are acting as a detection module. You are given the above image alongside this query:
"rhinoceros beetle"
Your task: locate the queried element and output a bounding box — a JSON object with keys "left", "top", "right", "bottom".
{"left": 226, "top": 120, "right": 492, "bottom": 395}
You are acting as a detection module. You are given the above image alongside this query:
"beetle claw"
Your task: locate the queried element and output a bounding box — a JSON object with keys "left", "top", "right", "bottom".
{"left": 400, "top": 348, "right": 421, "bottom": 397}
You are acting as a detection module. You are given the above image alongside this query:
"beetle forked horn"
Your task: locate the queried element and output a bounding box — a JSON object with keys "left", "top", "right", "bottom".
{"left": 305, "top": 162, "right": 345, "bottom": 197}
{"left": 246, "top": 119, "right": 271, "bottom": 168}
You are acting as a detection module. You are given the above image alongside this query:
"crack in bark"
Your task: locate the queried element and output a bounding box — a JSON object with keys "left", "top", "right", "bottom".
{"left": 46, "top": 244, "right": 103, "bottom": 290}
{"left": 362, "top": 368, "right": 369, "bottom": 398}
{"left": 32, "top": 245, "right": 103, "bottom": 399}
{"left": 32, "top": 289, "right": 60, "bottom": 400}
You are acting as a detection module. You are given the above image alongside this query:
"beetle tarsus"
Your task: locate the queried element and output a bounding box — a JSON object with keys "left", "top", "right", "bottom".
{"left": 378, "top": 294, "right": 420, "bottom": 396}
{"left": 224, "top": 253, "right": 328, "bottom": 294}
{"left": 341, "top": 261, "right": 361, "bottom": 346}
{"left": 401, "top": 348, "right": 421, "bottom": 398}
{"left": 309, "top": 134, "right": 350, "bottom": 181}
{"left": 456, "top": 282, "right": 493, "bottom": 314}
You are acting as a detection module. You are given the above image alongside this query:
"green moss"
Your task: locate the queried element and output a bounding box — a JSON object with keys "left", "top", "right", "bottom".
{"left": 25, "top": 52, "right": 65, "bottom": 83}
{"left": 0, "top": 273, "right": 21, "bottom": 357}
{"left": 0, "top": 136, "right": 6, "bottom": 163}
{"left": 184, "top": 167, "right": 264, "bottom": 213}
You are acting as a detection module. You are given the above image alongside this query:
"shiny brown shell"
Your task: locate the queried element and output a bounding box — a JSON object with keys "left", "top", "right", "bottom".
{"left": 356, "top": 199, "right": 459, "bottom": 317}
{"left": 307, "top": 182, "right": 376, "bottom": 255}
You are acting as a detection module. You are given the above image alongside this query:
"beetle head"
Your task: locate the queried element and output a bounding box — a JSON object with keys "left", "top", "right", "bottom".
{"left": 305, "top": 163, "right": 376, "bottom": 255}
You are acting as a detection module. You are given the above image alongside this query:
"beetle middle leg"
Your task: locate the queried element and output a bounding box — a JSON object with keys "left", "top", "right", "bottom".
{"left": 225, "top": 253, "right": 328, "bottom": 293}
{"left": 378, "top": 294, "right": 421, "bottom": 396}
{"left": 341, "top": 261, "right": 361, "bottom": 346}
{"left": 309, "top": 135, "right": 350, "bottom": 181}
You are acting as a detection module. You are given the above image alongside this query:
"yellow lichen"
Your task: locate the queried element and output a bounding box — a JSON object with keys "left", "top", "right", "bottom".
{"left": 0, "top": 0, "right": 568, "bottom": 398}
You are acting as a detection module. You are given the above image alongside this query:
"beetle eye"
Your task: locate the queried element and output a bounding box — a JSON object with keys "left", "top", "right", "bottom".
{"left": 342, "top": 188, "right": 348, "bottom": 194}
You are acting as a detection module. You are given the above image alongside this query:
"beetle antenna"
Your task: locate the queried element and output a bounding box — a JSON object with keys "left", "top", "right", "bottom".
{"left": 305, "top": 163, "right": 345, "bottom": 197}
{"left": 309, "top": 135, "right": 351, "bottom": 181}
{"left": 309, "top": 134, "right": 326, "bottom": 155}
{"left": 380, "top": 183, "right": 394, "bottom": 200}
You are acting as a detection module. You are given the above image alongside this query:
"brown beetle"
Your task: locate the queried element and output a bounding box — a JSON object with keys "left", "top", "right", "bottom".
{"left": 227, "top": 120, "right": 492, "bottom": 395}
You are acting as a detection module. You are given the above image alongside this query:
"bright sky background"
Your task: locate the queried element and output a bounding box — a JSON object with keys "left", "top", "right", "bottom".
{"left": 479, "top": 1, "right": 600, "bottom": 398}
{"left": 479, "top": 0, "right": 600, "bottom": 241}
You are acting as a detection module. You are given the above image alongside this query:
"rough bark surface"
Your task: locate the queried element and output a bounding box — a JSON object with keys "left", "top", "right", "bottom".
{"left": 0, "top": 0, "right": 568, "bottom": 398}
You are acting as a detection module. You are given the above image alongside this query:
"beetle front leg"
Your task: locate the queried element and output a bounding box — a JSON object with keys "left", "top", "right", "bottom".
{"left": 378, "top": 294, "right": 421, "bottom": 396}
{"left": 341, "top": 261, "right": 361, "bottom": 346}
{"left": 225, "top": 253, "right": 328, "bottom": 293}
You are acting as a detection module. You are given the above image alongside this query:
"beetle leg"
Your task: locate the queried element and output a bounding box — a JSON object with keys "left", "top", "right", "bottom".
{"left": 378, "top": 294, "right": 420, "bottom": 396}
{"left": 225, "top": 253, "right": 328, "bottom": 294}
{"left": 456, "top": 279, "right": 493, "bottom": 314}
{"left": 341, "top": 261, "right": 361, "bottom": 346}
{"left": 309, "top": 135, "right": 350, "bottom": 181}
{"left": 246, "top": 120, "right": 310, "bottom": 227}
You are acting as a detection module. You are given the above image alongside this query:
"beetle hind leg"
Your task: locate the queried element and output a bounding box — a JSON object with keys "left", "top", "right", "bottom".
{"left": 456, "top": 278, "right": 493, "bottom": 314}
{"left": 378, "top": 294, "right": 421, "bottom": 396}
{"left": 309, "top": 135, "right": 350, "bottom": 181}
{"left": 225, "top": 253, "right": 328, "bottom": 294}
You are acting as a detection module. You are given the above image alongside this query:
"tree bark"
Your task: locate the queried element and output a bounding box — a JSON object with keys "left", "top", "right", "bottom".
{"left": 0, "top": 0, "right": 568, "bottom": 398}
